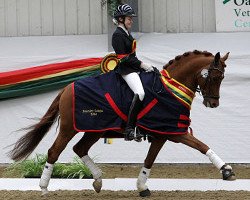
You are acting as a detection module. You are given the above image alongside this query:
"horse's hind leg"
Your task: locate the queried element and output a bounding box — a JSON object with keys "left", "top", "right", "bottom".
{"left": 73, "top": 132, "right": 104, "bottom": 193}
{"left": 39, "top": 129, "right": 76, "bottom": 195}
{"left": 168, "top": 133, "right": 236, "bottom": 180}
{"left": 40, "top": 85, "right": 77, "bottom": 195}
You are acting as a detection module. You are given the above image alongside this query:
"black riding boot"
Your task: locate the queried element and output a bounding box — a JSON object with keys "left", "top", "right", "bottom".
{"left": 124, "top": 94, "right": 143, "bottom": 141}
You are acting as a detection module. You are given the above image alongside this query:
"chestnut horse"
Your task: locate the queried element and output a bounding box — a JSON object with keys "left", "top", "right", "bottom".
{"left": 8, "top": 50, "right": 235, "bottom": 197}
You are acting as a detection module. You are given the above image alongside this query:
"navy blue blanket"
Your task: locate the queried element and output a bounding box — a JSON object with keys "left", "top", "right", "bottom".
{"left": 73, "top": 71, "right": 190, "bottom": 134}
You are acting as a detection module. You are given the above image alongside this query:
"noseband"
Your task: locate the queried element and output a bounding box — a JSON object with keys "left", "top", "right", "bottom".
{"left": 196, "top": 62, "right": 224, "bottom": 100}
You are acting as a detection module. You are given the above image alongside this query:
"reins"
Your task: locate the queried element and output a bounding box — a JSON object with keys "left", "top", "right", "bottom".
{"left": 151, "top": 67, "right": 164, "bottom": 94}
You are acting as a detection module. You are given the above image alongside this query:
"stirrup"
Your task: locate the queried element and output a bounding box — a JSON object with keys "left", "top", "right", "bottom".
{"left": 134, "top": 127, "right": 143, "bottom": 142}
{"left": 124, "top": 127, "right": 143, "bottom": 142}
{"left": 124, "top": 128, "right": 135, "bottom": 141}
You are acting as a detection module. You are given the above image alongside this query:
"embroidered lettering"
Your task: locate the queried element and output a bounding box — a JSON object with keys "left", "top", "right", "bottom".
{"left": 82, "top": 109, "right": 103, "bottom": 116}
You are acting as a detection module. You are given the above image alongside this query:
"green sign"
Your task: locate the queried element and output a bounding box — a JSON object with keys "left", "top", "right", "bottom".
{"left": 216, "top": 0, "right": 250, "bottom": 31}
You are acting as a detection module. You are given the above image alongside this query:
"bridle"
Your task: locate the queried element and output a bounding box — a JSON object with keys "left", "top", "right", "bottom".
{"left": 196, "top": 61, "right": 225, "bottom": 100}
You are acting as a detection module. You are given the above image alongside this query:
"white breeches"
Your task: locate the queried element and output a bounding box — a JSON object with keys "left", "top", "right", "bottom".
{"left": 122, "top": 72, "right": 145, "bottom": 101}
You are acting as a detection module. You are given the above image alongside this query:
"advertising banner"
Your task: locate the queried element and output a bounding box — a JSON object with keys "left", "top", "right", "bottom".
{"left": 215, "top": 0, "right": 250, "bottom": 32}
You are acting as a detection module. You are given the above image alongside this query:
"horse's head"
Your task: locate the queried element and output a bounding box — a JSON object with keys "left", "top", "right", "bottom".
{"left": 196, "top": 52, "right": 229, "bottom": 108}
{"left": 163, "top": 50, "right": 230, "bottom": 108}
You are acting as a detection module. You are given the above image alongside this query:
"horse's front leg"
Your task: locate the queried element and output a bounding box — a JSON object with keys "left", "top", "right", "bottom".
{"left": 137, "top": 136, "right": 167, "bottom": 197}
{"left": 167, "top": 133, "right": 236, "bottom": 180}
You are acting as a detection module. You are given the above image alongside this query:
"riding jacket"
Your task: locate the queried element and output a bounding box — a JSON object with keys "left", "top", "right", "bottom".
{"left": 112, "top": 27, "right": 142, "bottom": 75}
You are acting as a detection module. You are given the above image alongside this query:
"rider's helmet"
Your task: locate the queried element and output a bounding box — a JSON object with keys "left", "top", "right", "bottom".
{"left": 113, "top": 4, "right": 137, "bottom": 20}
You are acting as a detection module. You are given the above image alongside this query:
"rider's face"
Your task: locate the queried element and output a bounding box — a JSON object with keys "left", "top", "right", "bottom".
{"left": 124, "top": 16, "right": 133, "bottom": 30}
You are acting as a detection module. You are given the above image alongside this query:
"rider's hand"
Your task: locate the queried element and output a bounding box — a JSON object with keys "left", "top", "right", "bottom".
{"left": 141, "top": 62, "right": 154, "bottom": 72}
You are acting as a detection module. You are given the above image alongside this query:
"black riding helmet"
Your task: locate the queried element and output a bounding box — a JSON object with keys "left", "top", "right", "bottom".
{"left": 114, "top": 4, "right": 136, "bottom": 18}
{"left": 113, "top": 4, "right": 137, "bottom": 26}
{"left": 113, "top": 4, "right": 137, "bottom": 30}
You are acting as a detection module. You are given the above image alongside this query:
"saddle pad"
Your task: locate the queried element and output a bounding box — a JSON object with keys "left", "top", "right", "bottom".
{"left": 72, "top": 71, "right": 191, "bottom": 134}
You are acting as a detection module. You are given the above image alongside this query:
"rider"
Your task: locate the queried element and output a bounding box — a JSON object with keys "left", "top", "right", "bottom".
{"left": 112, "top": 4, "right": 154, "bottom": 141}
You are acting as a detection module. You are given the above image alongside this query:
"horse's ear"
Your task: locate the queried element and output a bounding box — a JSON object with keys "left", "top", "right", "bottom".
{"left": 221, "top": 52, "right": 230, "bottom": 62}
{"left": 214, "top": 52, "right": 221, "bottom": 65}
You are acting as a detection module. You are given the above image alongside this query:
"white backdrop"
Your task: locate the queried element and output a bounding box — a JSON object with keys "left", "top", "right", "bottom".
{"left": 0, "top": 32, "right": 249, "bottom": 164}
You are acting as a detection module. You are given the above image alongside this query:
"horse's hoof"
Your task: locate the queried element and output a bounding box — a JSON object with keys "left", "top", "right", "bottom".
{"left": 225, "top": 174, "right": 236, "bottom": 181}
{"left": 223, "top": 169, "right": 236, "bottom": 181}
{"left": 93, "top": 179, "right": 102, "bottom": 193}
{"left": 41, "top": 188, "right": 49, "bottom": 196}
{"left": 139, "top": 189, "right": 151, "bottom": 197}
{"left": 221, "top": 165, "right": 236, "bottom": 181}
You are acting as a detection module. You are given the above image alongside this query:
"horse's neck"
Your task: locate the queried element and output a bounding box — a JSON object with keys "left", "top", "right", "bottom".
{"left": 166, "top": 57, "right": 213, "bottom": 92}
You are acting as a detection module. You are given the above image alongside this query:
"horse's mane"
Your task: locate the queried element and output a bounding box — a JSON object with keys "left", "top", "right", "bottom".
{"left": 163, "top": 50, "right": 213, "bottom": 69}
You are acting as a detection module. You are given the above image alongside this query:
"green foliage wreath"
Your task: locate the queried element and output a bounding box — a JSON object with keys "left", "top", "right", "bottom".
{"left": 101, "top": 0, "right": 123, "bottom": 16}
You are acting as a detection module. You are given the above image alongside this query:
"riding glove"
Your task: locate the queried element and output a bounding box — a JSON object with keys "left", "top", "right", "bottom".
{"left": 140, "top": 62, "right": 154, "bottom": 72}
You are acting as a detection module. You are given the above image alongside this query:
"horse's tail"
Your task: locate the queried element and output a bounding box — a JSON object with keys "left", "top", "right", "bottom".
{"left": 8, "top": 90, "right": 64, "bottom": 162}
